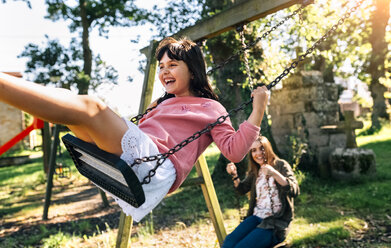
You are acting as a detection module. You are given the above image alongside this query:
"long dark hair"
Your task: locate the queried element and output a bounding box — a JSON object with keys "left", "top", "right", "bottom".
{"left": 248, "top": 136, "right": 279, "bottom": 176}
{"left": 155, "top": 37, "right": 218, "bottom": 104}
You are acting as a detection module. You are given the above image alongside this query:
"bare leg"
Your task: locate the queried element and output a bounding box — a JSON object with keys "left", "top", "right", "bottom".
{"left": 67, "top": 125, "right": 94, "bottom": 143}
{"left": 0, "top": 72, "right": 127, "bottom": 156}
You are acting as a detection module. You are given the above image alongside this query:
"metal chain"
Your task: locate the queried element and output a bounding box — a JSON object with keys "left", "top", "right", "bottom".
{"left": 206, "top": 4, "right": 307, "bottom": 76}
{"left": 266, "top": 0, "right": 364, "bottom": 90}
{"left": 129, "top": 4, "right": 307, "bottom": 124}
{"left": 136, "top": 98, "right": 253, "bottom": 185}
{"left": 130, "top": 106, "right": 156, "bottom": 123}
{"left": 238, "top": 25, "right": 255, "bottom": 90}
{"left": 266, "top": 177, "right": 275, "bottom": 215}
{"left": 133, "top": 0, "right": 364, "bottom": 185}
{"left": 260, "top": 145, "right": 275, "bottom": 215}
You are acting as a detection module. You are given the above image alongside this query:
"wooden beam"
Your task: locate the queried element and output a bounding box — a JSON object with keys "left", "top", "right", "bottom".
{"left": 138, "top": 40, "right": 158, "bottom": 113}
{"left": 116, "top": 212, "right": 133, "bottom": 248}
{"left": 195, "top": 154, "right": 227, "bottom": 246}
{"left": 2, "top": 72, "right": 22, "bottom": 78}
{"left": 141, "top": 0, "right": 300, "bottom": 54}
{"left": 180, "top": 176, "right": 204, "bottom": 187}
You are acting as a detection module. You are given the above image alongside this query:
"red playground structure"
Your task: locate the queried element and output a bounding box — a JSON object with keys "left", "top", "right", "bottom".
{"left": 0, "top": 117, "right": 44, "bottom": 156}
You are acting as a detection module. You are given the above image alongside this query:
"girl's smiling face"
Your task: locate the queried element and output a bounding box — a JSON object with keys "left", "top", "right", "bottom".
{"left": 158, "top": 52, "right": 193, "bottom": 97}
{"left": 250, "top": 140, "right": 267, "bottom": 166}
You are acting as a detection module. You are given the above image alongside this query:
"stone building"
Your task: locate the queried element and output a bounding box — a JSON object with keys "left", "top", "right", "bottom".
{"left": 269, "top": 70, "right": 346, "bottom": 177}
{"left": 0, "top": 72, "right": 25, "bottom": 152}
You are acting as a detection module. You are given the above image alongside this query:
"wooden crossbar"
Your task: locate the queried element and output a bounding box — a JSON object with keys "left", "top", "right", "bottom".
{"left": 141, "top": 0, "right": 299, "bottom": 55}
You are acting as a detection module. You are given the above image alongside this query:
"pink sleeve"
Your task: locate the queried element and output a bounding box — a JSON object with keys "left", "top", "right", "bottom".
{"left": 210, "top": 119, "right": 260, "bottom": 163}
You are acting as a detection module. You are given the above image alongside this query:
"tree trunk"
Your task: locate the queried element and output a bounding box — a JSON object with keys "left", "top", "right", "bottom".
{"left": 202, "top": 0, "right": 265, "bottom": 179}
{"left": 79, "top": 0, "right": 92, "bottom": 94}
{"left": 368, "top": 0, "right": 390, "bottom": 129}
{"left": 207, "top": 33, "right": 250, "bottom": 180}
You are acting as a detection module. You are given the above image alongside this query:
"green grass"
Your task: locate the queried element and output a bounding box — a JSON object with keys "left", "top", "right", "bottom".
{"left": 287, "top": 122, "right": 391, "bottom": 246}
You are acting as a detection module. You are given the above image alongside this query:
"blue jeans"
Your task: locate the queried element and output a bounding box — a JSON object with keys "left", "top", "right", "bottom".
{"left": 222, "top": 215, "right": 279, "bottom": 248}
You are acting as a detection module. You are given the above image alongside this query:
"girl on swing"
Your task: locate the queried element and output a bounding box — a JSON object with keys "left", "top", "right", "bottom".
{"left": 224, "top": 136, "right": 299, "bottom": 248}
{"left": 0, "top": 37, "right": 268, "bottom": 222}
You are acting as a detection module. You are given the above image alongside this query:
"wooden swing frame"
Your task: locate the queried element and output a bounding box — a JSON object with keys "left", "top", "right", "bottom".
{"left": 116, "top": 1, "right": 308, "bottom": 247}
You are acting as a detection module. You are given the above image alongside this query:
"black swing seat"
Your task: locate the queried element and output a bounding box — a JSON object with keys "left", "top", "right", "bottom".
{"left": 61, "top": 133, "right": 145, "bottom": 207}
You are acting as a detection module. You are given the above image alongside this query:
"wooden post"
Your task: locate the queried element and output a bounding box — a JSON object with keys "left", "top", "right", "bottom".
{"left": 116, "top": 211, "right": 133, "bottom": 248}
{"left": 195, "top": 154, "right": 227, "bottom": 246}
{"left": 99, "top": 188, "right": 110, "bottom": 208}
{"left": 42, "top": 124, "right": 60, "bottom": 220}
{"left": 116, "top": 40, "right": 158, "bottom": 248}
{"left": 139, "top": 40, "right": 159, "bottom": 113}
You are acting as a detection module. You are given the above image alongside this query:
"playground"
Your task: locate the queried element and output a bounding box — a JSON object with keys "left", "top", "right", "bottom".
{"left": 1, "top": 0, "right": 391, "bottom": 247}
{"left": 0, "top": 124, "right": 390, "bottom": 247}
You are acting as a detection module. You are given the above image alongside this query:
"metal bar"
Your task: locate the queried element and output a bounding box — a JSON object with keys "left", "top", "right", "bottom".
{"left": 42, "top": 124, "right": 60, "bottom": 220}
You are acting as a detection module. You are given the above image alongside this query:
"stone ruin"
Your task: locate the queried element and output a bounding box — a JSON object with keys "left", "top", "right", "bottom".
{"left": 269, "top": 70, "right": 376, "bottom": 178}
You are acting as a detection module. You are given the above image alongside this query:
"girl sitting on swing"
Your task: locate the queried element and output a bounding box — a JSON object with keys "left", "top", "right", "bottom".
{"left": 0, "top": 37, "right": 269, "bottom": 222}
{"left": 224, "top": 136, "right": 299, "bottom": 248}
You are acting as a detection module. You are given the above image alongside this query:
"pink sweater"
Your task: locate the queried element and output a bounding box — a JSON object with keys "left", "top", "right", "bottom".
{"left": 139, "top": 96, "right": 260, "bottom": 192}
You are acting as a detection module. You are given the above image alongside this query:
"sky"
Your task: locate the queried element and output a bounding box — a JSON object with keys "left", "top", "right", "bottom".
{"left": 0, "top": 0, "right": 165, "bottom": 117}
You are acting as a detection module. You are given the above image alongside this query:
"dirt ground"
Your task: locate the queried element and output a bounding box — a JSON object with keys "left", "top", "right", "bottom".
{"left": 1, "top": 178, "right": 390, "bottom": 248}
{"left": 0, "top": 179, "right": 120, "bottom": 241}
{"left": 0, "top": 177, "right": 221, "bottom": 248}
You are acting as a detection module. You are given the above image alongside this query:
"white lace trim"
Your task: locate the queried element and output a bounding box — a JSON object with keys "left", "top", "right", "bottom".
{"left": 120, "top": 122, "right": 142, "bottom": 179}
{"left": 103, "top": 118, "right": 176, "bottom": 222}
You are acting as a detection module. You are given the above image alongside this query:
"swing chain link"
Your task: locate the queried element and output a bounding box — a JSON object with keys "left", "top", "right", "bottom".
{"left": 130, "top": 106, "right": 156, "bottom": 123}
{"left": 266, "top": 0, "right": 364, "bottom": 90}
{"left": 133, "top": 0, "right": 365, "bottom": 185}
{"left": 130, "top": 3, "right": 308, "bottom": 124}
{"left": 206, "top": 4, "right": 307, "bottom": 76}
{"left": 134, "top": 97, "right": 253, "bottom": 185}
{"left": 238, "top": 25, "right": 255, "bottom": 90}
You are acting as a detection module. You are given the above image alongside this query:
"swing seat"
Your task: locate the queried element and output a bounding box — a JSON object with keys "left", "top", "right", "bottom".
{"left": 61, "top": 134, "right": 145, "bottom": 207}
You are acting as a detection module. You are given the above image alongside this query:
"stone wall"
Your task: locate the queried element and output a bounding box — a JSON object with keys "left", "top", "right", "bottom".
{"left": 269, "top": 71, "right": 346, "bottom": 177}
{"left": 0, "top": 102, "right": 24, "bottom": 151}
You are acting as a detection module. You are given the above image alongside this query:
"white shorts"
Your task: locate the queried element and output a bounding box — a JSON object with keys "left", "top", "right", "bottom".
{"left": 103, "top": 118, "right": 176, "bottom": 222}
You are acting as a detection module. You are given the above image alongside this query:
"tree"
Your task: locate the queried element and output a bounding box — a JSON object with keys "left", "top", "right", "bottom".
{"left": 19, "top": 36, "right": 118, "bottom": 91}
{"left": 196, "top": 0, "right": 267, "bottom": 178}
{"left": 367, "top": 0, "right": 390, "bottom": 130}
{"left": 44, "top": 0, "right": 153, "bottom": 93}
{"left": 295, "top": 0, "right": 390, "bottom": 130}
{"left": 148, "top": 0, "right": 270, "bottom": 178}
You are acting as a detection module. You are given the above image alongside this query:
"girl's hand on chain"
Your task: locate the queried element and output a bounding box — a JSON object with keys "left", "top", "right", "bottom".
{"left": 251, "top": 85, "right": 269, "bottom": 112}
{"left": 226, "top": 162, "right": 237, "bottom": 176}
{"left": 261, "top": 164, "right": 276, "bottom": 176}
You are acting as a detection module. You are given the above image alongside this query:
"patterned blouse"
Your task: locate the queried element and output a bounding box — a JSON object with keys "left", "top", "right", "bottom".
{"left": 253, "top": 170, "right": 282, "bottom": 219}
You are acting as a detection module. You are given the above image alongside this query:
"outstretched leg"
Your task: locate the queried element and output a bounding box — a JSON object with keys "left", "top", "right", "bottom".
{"left": 0, "top": 72, "right": 127, "bottom": 156}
